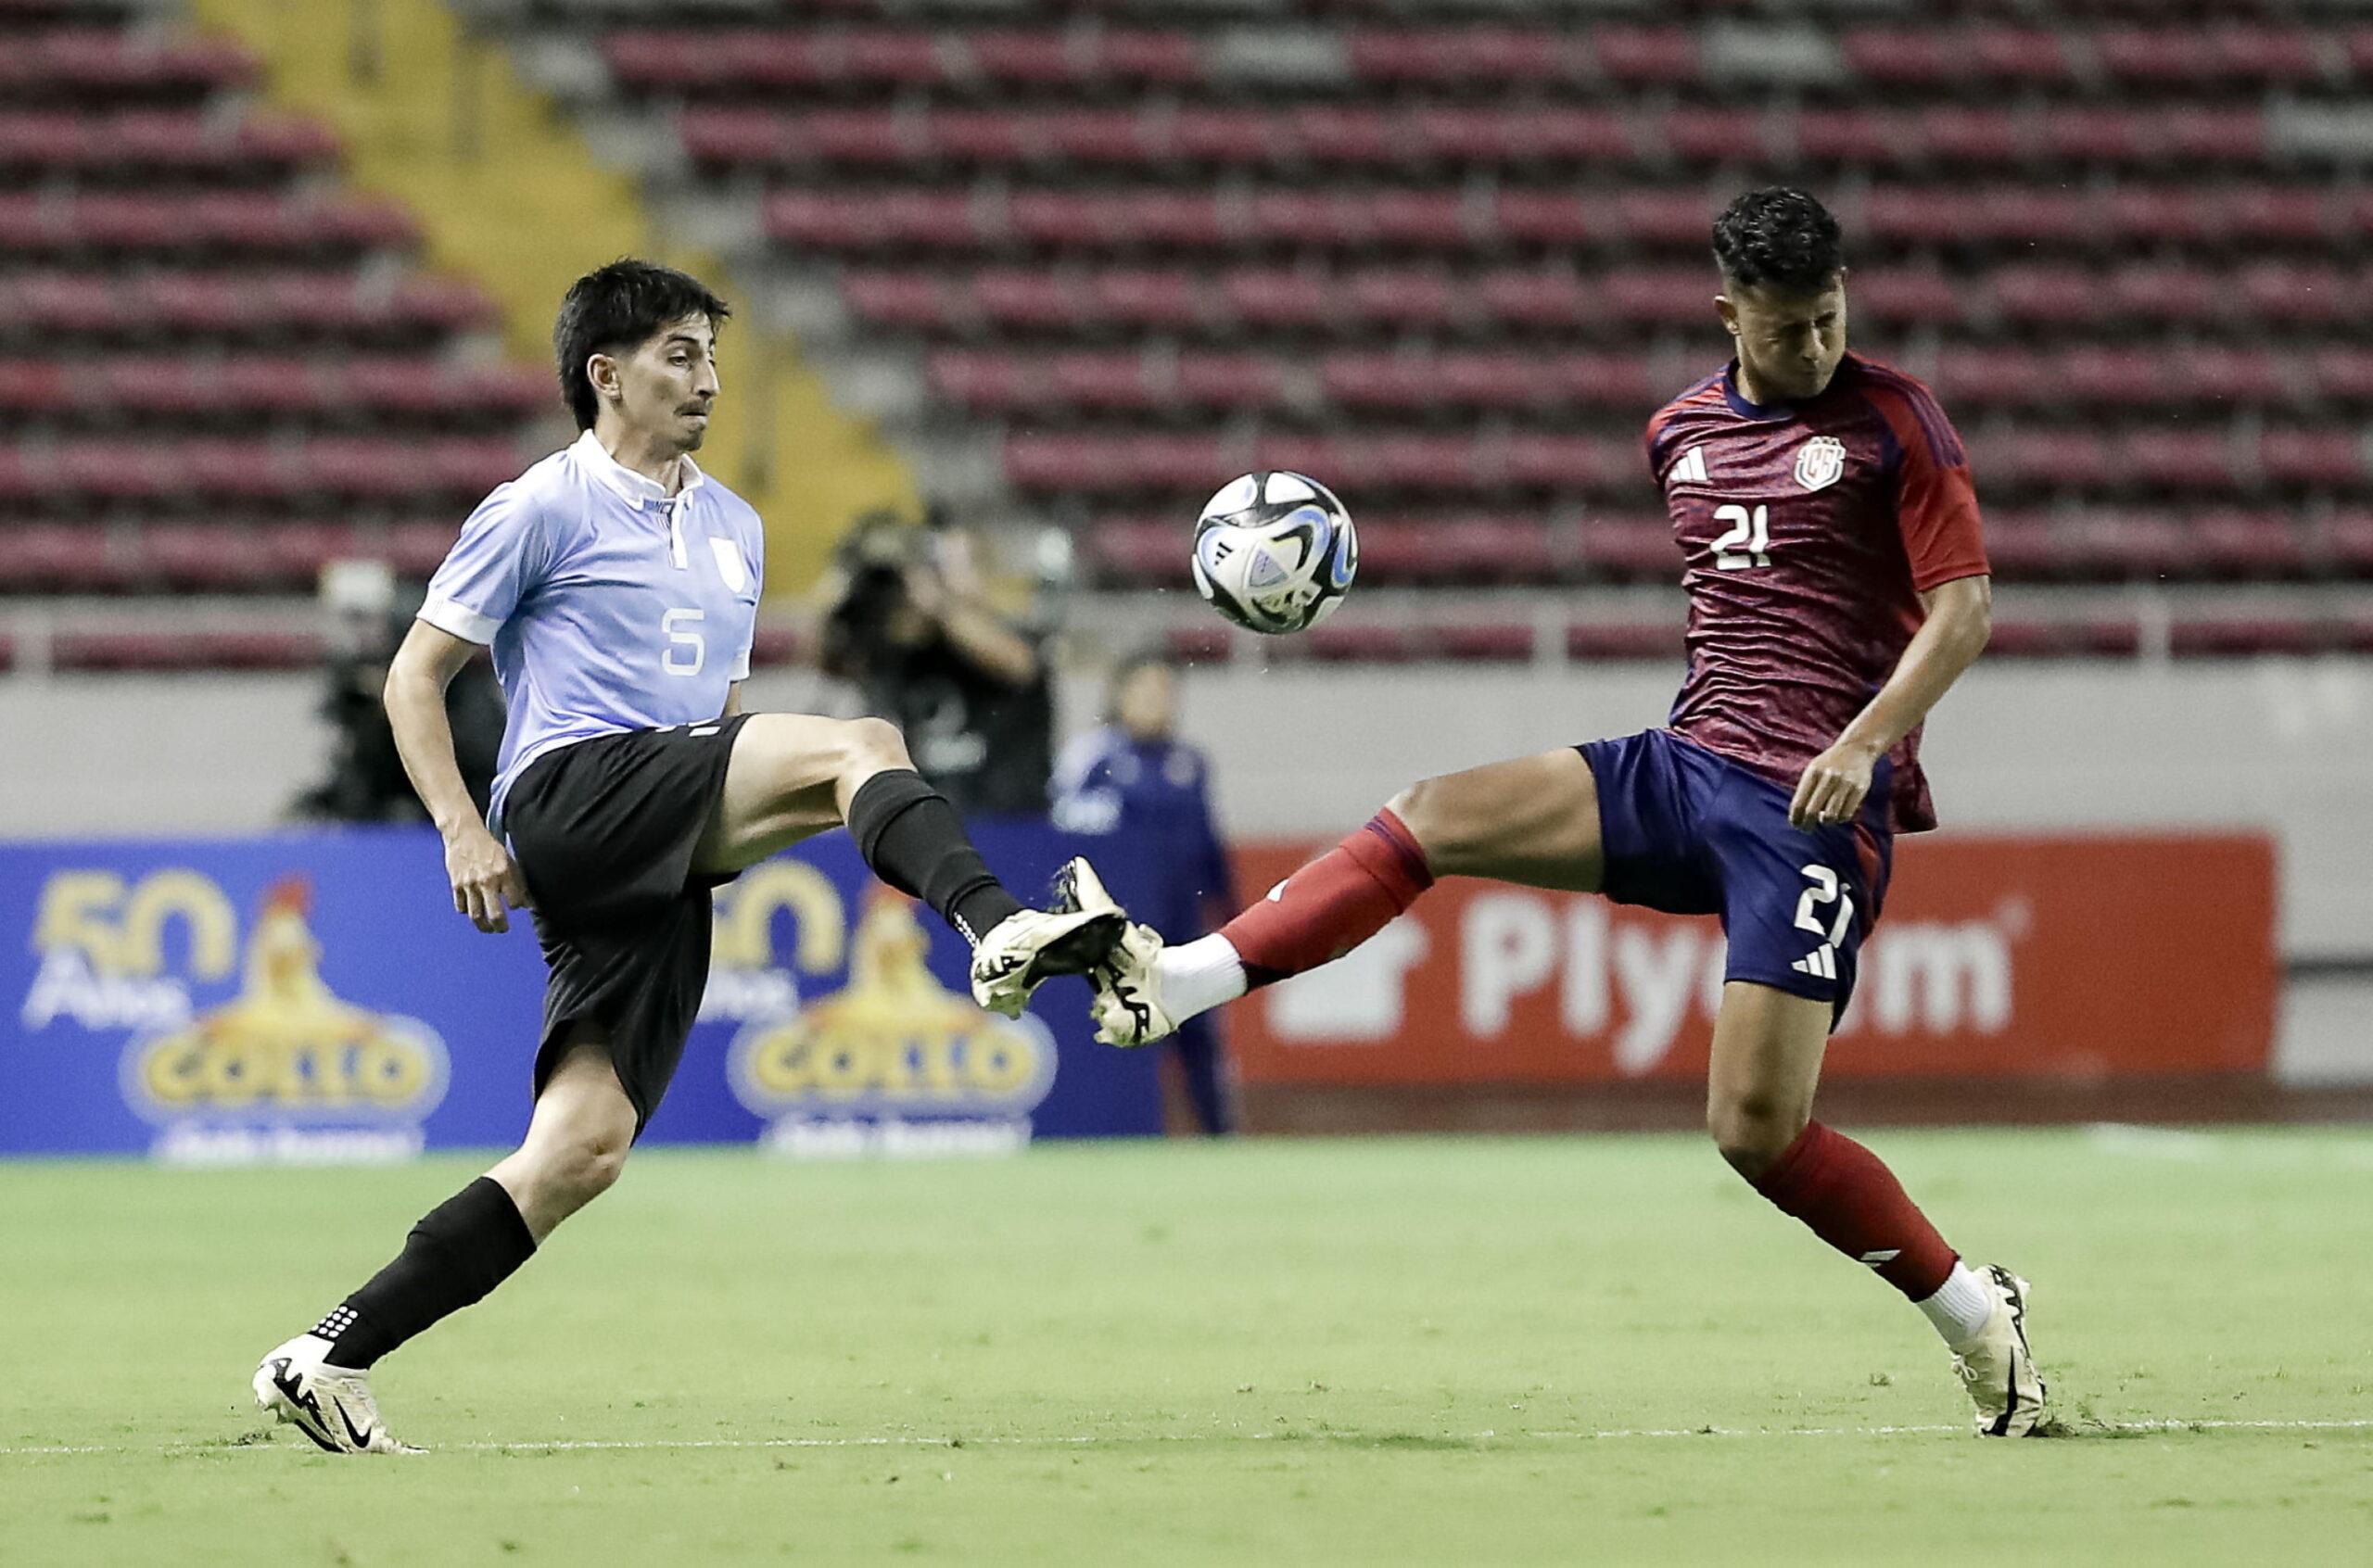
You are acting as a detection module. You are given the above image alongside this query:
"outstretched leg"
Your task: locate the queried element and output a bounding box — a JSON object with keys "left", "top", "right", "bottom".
{"left": 1085, "top": 747, "right": 1602, "bottom": 1042}
{"left": 697, "top": 714, "right": 1123, "bottom": 1011}
{"left": 1709, "top": 981, "right": 2045, "bottom": 1435}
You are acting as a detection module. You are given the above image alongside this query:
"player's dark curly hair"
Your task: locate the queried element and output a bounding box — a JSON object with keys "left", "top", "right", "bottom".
{"left": 553, "top": 259, "right": 731, "bottom": 431}
{"left": 1711, "top": 187, "right": 1846, "bottom": 294}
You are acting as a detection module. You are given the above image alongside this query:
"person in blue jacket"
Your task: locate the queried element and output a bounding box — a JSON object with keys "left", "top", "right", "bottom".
{"left": 1050, "top": 651, "right": 1238, "bottom": 1132}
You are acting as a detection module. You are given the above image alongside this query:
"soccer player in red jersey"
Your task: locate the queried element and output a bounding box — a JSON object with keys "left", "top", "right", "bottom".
{"left": 1063, "top": 187, "right": 2047, "bottom": 1435}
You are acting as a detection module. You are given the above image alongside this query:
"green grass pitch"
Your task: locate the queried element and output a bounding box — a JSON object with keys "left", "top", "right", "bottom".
{"left": 6, "top": 1129, "right": 2370, "bottom": 1564}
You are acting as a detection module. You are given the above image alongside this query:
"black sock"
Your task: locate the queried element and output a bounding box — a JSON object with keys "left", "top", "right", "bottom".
{"left": 312, "top": 1176, "right": 537, "bottom": 1369}
{"left": 844, "top": 768, "right": 1025, "bottom": 945}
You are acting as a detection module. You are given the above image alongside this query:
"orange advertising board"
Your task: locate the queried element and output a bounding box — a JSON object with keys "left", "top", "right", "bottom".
{"left": 1228, "top": 834, "right": 2277, "bottom": 1085}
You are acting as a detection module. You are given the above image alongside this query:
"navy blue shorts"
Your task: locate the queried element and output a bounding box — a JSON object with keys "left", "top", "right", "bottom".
{"left": 1579, "top": 728, "right": 1894, "bottom": 1027}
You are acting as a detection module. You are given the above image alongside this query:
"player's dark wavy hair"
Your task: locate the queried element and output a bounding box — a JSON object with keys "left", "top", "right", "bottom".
{"left": 1712, "top": 187, "right": 1846, "bottom": 294}
{"left": 553, "top": 259, "right": 731, "bottom": 432}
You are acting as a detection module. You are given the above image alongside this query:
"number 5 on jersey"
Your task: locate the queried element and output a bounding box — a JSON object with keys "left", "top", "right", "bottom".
{"left": 661, "top": 607, "right": 705, "bottom": 676}
{"left": 1711, "top": 504, "right": 1770, "bottom": 571}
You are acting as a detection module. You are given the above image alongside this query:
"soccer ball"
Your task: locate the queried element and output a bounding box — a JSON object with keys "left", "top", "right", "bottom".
{"left": 1189, "top": 472, "right": 1358, "bottom": 635}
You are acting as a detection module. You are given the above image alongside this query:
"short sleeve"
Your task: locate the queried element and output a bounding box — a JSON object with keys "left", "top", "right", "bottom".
{"left": 421, "top": 482, "right": 551, "bottom": 644}
{"left": 1643, "top": 409, "right": 1676, "bottom": 485}
{"left": 1872, "top": 383, "right": 1989, "bottom": 592}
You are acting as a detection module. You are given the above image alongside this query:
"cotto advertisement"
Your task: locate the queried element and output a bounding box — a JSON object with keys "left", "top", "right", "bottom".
{"left": 1, "top": 825, "right": 1161, "bottom": 1160}
{"left": 1229, "top": 833, "right": 2278, "bottom": 1086}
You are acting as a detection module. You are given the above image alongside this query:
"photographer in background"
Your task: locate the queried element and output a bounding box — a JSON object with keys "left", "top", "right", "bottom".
{"left": 1051, "top": 651, "right": 1238, "bottom": 1134}
{"left": 819, "top": 507, "right": 1056, "bottom": 816}
{"left": 291, "top": 562, "right": 504, "bottom": 824}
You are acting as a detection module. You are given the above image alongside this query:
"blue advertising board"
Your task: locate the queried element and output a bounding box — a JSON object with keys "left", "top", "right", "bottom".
{"left": 1, "top": 824, "right": 1161, "bottom": 1160}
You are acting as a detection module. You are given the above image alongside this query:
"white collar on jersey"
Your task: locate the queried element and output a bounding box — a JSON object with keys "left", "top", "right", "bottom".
{"left": 569, "top": 428, "right": 707, "bottom": 508}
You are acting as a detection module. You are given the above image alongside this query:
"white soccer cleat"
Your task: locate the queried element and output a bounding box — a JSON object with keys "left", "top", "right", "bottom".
{"left": 968, "top": 876, "right": 1129, "bottom": 1018}
{"left": 1054, "top": 857, "right": 1177, "bottom": 1048}
{"left": 1948, "top": 1265, "right": 2048, "bottom": 1437}
{"left": 253, "top": 1334, "right": 420, "bottom": 1455}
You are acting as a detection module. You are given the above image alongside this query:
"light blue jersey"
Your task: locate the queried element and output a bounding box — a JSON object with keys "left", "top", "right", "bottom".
{"left": 422, "top": 430, "right": 764, "bottom": 832}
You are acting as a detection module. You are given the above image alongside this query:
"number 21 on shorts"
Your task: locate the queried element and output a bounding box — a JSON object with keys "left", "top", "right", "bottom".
{"left": 1795, "top": 863, "right": 1854, "bottom": 949}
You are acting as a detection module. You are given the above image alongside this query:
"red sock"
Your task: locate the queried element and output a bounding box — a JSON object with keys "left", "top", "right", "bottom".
{"left": 1222, "top": 808, "right": 1434, "bottom": 988}
{"left": 1752, "top": 1122, "right": 1958, "bottom": 1300}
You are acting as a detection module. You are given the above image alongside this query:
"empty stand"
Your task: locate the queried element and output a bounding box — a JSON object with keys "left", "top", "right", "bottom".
{"left": 0, "top": 0, "right": 552, "bottom": 626}
{"left": 567, "top": 0, "right": 2373, "bottom": 628}
{"left": 15, "top": 0, "right": 2370, "bottom": 661}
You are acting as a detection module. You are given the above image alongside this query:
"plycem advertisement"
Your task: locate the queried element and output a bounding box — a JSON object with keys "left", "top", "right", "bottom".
{"left": 1230, "top": 834, "right": 2278, "bottom": 1085}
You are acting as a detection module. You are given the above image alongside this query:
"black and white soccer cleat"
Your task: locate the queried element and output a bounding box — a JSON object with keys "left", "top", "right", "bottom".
{"left": 1948, "top": 1265, "right": 2049, "bottom": 1436}
{"left": 1054, "top": 856, "right": 1175, "bottom": 1048}
{"left": 967, "top": 866, "right": 1130, "bottom": 1018}
{"left": 252, "top": 1334, "right": 421, "bottom": 1455}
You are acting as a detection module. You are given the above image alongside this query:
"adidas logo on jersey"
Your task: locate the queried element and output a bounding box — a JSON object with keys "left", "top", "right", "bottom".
{"left": 1670, "top": 445, "right": 1710, "bottom": 485}
{"left": 1791, "top": 946, "right": 1838, "bottom": 980}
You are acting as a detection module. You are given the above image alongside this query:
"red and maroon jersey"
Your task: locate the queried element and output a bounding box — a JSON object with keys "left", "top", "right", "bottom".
{"left": 1643, "top": 352, "right": 1988, "bottom": 833}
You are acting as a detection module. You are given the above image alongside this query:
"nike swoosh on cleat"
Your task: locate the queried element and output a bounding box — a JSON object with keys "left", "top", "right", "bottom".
{"left": 329, "top": 1393, "right": 375, "bottom": 1451}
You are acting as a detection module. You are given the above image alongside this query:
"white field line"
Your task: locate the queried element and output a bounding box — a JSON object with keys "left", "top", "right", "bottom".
{"left": 2085, "top": 1124, "right": 2373, "bottom": 1167}
{"left": 5, "top": 1417, "right": 2370, "bottom": 1459}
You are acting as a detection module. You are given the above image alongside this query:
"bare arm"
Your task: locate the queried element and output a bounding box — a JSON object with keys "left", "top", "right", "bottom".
{"left": 904, "top": 564, "right": 1038, "bottom": 687}
{"left": 723, "top": 682, "right": 745, "bottom": 719}
{"left": 1787, "top": 574, "right": 1992, "bottom": 829}
{"left": 386, "top": 619, "right": 529, "bottom": 931}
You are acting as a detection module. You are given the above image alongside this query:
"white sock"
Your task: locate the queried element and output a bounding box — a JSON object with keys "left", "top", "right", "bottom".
{"left": 1154, "top": 933, "right": 1248, "bottom": 1022}
{"left": 1916, "top": 1260, "right": 1996, "bottom": 1346}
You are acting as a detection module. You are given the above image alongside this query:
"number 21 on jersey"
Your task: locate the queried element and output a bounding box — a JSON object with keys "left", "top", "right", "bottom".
{"left": 1711, "top": 504, "right": 1770, "bottom": 571}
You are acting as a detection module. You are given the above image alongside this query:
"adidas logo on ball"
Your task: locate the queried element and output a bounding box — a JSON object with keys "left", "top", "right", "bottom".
{"left": 1189, "top": 472, "right": 1359, "bottom": 636}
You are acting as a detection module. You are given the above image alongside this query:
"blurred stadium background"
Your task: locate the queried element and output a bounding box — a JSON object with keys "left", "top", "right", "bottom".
{"left": 3, "top": 0, "right": 2370, "bottom": 1559}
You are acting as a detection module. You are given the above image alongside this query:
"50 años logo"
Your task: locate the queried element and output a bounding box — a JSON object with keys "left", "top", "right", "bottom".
{"left": 25, "top": 869, "right": 447, "bottom": 1131}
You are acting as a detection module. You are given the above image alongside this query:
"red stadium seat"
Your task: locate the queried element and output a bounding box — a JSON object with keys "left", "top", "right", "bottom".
{"left": 2259, "top": 429, "right": 2367, "bottom": 487}
{"left": 1840, "top": 29, "right": 1949, "bottom": 85}
{"left": 1566, "top": 620, "right": 1684, "bottom": 661}
{"left": 1590, "top": 28, "right": 1701, "bottom": 86}
{"left": 1341, "top": 268, "right": 1453, "bottom": 328}
{"left": 0, "top": 27, "right": 256, "bottom": 95}
{"left": 1047, "top": 351, "right": 1159, "bottom": 411}
{"left": 2239, "top": 261, "right": 2361, "bottom": 324}
{"left": 1174, "top": 353, "right": 1283, "bottom": 410}
{"left": 1474, "top": 269, "right": 1590, "bottom": 329}
{"left": 1084, "top": 519, "right": 1176, "bottom": 586}
{"left": 973, "top": 270, "right": 1085, "bottom": 328}
{"left": 2308, "top": 348, "right": 2373, "bottom": 400}
{"left": 1988, "top": 266, "right": 2106, "bottom": 324}
{"left": 2125, "top": 431, "right": 2241, "bottom": 493}
{"left": 50, "top": 627, "right": 319, "bottom": 672}
{"left": 2191, "top": 512, "right": 2312, "bottom": 578}
{"left": 2096, "top": 27, "right": 2323, "bottom": 85}
{"left": 2169, "top": 617, "right": 2326, "bottom": 657}
{"left": 0, "top": 521, "right": 116, "bottom": 590}
{"left": 1850, "top": 265, "right": 1964, "bottom": 324}
{"left": 1222, "top": 270, "right": 1330, "bottom": 329}
{"left": 1345, "top": 29, "right": 1570, "bottom": 86}
{"left": 1082, "top": 271, "right": 1200, "bottom": 330}
{"left": 1575, "top": 516, "right": 1677, "bottom": 580}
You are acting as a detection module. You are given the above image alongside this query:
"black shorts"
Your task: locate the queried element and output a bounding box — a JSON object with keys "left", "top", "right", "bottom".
{"left": 501, "top": 714, "right": 754, "bottom": 1132}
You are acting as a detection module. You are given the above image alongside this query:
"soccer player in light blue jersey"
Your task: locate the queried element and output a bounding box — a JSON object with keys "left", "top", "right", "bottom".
{"left": 253, "top": 261, "right": 1129, "bottom": 1454}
